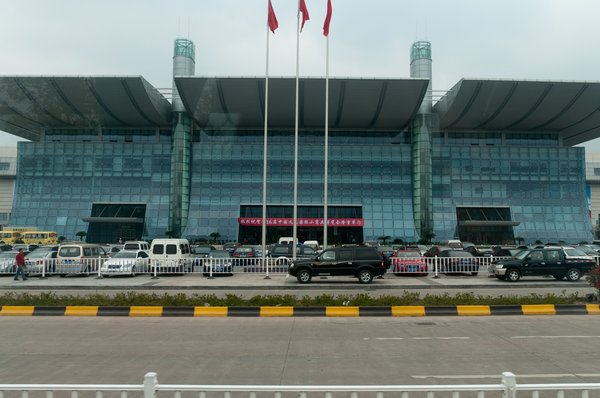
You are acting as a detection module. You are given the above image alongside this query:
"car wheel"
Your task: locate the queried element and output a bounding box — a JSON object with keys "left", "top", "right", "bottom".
{"left": 552, "top": 274, "right": 564, "bottom": 280}
{"left": 566, "top": 268, "right": 581, "bottom": 282}
{"left": 358, "top": 269, "right": 373, "bottom": 284}
{"left": 296, "top": 269, "right": 312, "bottom": 283}
{"left": 506, "top": 269, "right": 520, "bottom": 282}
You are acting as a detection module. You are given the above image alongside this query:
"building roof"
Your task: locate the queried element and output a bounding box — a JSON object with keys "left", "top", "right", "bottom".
{"left": 0, "top": 76, "right": 171, "bottom": 140}
{"left": 174, "top": 76, "right": 429, "bottom": 130}
{"left": 434, "top": 79, "right": 600, "bottom": 145}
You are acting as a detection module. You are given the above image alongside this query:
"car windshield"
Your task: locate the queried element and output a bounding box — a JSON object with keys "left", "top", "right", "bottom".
{"left": 113, "top": 251, "right": 137, "bottom": 258}
{"left": 0, "top": 252, "right": 16, "bottom": 259}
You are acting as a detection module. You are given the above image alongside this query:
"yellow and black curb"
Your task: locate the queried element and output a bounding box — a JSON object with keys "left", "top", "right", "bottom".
{"left": 0, "top": 304, "right": 599, "bottom": 317}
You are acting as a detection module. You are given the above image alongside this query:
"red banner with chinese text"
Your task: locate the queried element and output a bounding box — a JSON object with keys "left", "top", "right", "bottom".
{"left": 238, "top": 217, "right": 364, "bottom": 227}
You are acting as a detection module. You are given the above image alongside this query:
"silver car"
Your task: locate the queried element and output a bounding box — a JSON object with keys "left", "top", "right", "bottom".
{"left": 100, "top": 250, "right": 149, "bottom": 277}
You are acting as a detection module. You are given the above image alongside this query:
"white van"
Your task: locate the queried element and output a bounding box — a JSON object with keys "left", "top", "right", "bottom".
{"left": 149, "top": 239, "right": 192, "bottom": 273}
{"left": 278, "top": 237, "right": 298, "bottom": 245}
{"left": 123, "top": 240, "right": 150, "bottom": 252}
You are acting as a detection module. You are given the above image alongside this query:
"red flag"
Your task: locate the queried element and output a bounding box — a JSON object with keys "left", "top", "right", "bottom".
{"left": 299, "top": 0, "right": 310, "bottom": 31}
{"left": 268, "top": 0, "right": 278, "bottom": 33}
{"left": 323, "top": 0, "right": 332, "bottom": 36}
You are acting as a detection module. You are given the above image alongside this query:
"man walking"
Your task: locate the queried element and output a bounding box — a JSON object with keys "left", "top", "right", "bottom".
{"left": 14, "top": 248, "right": 27, "bottom": 281}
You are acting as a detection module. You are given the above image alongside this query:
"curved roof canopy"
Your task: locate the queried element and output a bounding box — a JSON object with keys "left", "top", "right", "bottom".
{"left": 0, "top": 76, "right": 171, "bottom": 141}
{"left": 175, "top": 76, "right": 429, "bottom": 130}
{"left": 434, "top": 79, "right": 600, "bottom": 146}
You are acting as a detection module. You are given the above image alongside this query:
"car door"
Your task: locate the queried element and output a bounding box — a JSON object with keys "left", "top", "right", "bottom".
{"left": 312, "top": 249, "right": 337, "bottom": 275}
{"left": 332, "top": 248, "right": 354, "bottom": 275}
{"left": 543, "top": 249, "right": 564, "bottom": 276}
{"left": 522, "top": 250, "right": 545, "bottom": 276}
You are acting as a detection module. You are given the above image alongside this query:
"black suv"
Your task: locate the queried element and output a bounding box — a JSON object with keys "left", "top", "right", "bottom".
{"left": 492, "top": 248, "right": 595, "bottom": 282}
{"left": 288, "top": 246, "right": 386, "bottom": 284}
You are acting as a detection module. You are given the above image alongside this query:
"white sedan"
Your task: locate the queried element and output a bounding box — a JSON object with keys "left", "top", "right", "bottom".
{"left": 100, "top": 250, "right": 149, "bottom": 277}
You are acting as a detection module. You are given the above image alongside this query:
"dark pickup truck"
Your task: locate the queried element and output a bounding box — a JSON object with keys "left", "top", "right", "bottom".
{"left": 492, "top": 248, "right": 595, "bottom": 282}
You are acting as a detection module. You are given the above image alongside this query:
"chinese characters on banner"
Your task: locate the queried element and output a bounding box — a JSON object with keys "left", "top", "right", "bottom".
{"left": 238, "top": 218, "right": 364, "bottom": 227}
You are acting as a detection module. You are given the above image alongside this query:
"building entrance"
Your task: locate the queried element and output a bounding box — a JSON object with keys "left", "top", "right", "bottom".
{"left": 82, "top": 203, "right": 146, "bottom": 244}
{"left": 455, "top": 207, "right": 520, "bottom": 245}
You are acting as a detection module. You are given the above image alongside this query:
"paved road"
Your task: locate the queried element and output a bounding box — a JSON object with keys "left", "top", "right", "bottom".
{"left": 0, "top": 273, "right": 595, "bottom": 298}
{"left": 1, "top": 316, "right": 600, "bottom": 385}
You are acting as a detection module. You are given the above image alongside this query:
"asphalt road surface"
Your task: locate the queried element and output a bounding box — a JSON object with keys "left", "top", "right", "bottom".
{"left": 1, "top": 316, "right": 600, "bottom": 386}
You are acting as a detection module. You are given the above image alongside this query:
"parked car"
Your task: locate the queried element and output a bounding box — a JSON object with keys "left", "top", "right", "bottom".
{"left": 104, "top": 245, "right": 122, "bottom": 258}
{"left": 56, "top": 243, "right": 108, "bottom": 275}
{"left": 492, "top": 248, "right": 595, "bottom": 282}
{"left": 192, "top": 245, "right": 215, "bottom": 258}
{"left": 424, "top": 245, "right": 451, "bottom": 257}
{"left": 437, "top": 250, "right": 479, "bottom": 275}
{"left": 268, "top": 243, "right": 317, "bottom": 265}
{"left": 391, "top": 250, "right": 427, "bottom": 276}
{"left": 100, "top": 250, "right": 150, "bottom": 277}
{"left": 203, "top": 250, "right": 233, "bottom": 276}
{"left": 122, "top": 241, "right": 150, "bottom": 252}
{"left": 223, "top": 242, "right": 240, "bottom": 254}
{"left": 288, "top": 246, "right": 386, "bottom": 284}
{"left": 0, "top": 251, "right": 18, "bottom": 274}
{"left": 149, "top": 239, "right": 193, "bottom": 273}
{"left": 232, "top": 246, "right": 257, "bottom": 266}
{"left": 25, "top": 246, "right": 59, "bottom": 275}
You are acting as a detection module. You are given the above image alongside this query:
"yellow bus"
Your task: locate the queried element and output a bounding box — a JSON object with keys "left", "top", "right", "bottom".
{"left": 20, "top": 231, "right": 58, "bottom": 245}
{"left": 0, "top": 231, "right": 22, "bottom": 245}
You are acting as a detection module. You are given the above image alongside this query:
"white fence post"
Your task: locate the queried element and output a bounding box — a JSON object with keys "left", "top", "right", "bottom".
{"left": 143, "top": 372, "right": 158, "bottom": 398}
{"left": 502, "top": 371, "right": 517, "bottom": 398}
{"left": 433, "top": 256, "right": 439, "bottom": 278}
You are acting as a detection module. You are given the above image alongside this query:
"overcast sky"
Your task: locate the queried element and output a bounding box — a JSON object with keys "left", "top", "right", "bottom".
{"left": 2, "top": 0, "right": 600, "bottom": 151}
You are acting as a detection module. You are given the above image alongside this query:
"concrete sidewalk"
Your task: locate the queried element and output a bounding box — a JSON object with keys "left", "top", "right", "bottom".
{"left": 0, "top": 272, "right": 594, "bottom": 298}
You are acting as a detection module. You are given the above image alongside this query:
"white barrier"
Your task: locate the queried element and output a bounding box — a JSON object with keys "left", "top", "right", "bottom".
{"left": 4, "top": 254, "right": 599, "bottom": 278}
{"left": 0, "top": 372, "right": 599, "bottom": 398}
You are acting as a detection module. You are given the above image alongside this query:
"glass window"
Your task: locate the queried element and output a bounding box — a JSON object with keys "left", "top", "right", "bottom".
{"left": 166, "top": 244, "right": 177, "bottom": 255}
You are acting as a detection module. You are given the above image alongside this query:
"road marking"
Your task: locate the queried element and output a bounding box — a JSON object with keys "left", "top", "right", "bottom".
{"left": 412, "top": 373, "right": 600, "bottom": 380}
{"left": 511, "top": 335, "right": 600, "bottom": 339}
{"left": 364, "top": 337, "right": 470, "bottom": 341}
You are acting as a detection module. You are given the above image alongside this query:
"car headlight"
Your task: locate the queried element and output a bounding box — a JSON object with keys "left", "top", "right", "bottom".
{"left": 495, "top": 264, "right": 505, "bottom": 269}
{"left": 289, "top": 263, "right": 294, "bottom": 269}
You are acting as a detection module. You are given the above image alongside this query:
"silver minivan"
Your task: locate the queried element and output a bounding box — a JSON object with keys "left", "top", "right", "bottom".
{"left": 56, "top": 243, "right": 108, "bottom": 275}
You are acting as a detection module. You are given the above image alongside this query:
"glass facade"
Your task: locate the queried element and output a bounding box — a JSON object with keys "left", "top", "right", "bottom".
{"left": 184, "top": 130, "right": 416, "bottom": 242}
{"left": 432, "top": 142, "right": 591, "bottom": 242}
{"left": 10, "top": 134, "right": 171, "bottom": 241}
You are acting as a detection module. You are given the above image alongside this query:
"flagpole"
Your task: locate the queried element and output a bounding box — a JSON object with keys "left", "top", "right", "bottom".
{"left": 262, "top": 0, "right": 271, "bottom": 278}
{"left": 292, "top": 0, "right": 300, "bottom": 260}
{"left": 323, "top": 34, "right": 329, "bottom": 249}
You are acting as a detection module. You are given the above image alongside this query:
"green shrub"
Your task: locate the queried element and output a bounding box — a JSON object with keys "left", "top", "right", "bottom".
{"left": 0, "top": 291, "right": 589, "bottom": 307}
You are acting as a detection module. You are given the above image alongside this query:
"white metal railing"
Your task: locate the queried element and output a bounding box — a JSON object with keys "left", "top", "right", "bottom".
{"left": 1, "top": 372, "right": 599, "bottom": 398}
{"left": 3, "top": 255, "right": 599, "bottom": 277}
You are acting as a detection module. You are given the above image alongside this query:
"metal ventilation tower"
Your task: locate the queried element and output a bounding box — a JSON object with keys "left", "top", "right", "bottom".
{"left": 169, "top": 38, "right": 195, "bottom": 238}
{"left": 410, "top": 41, "right": 434, "bottom": 242}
